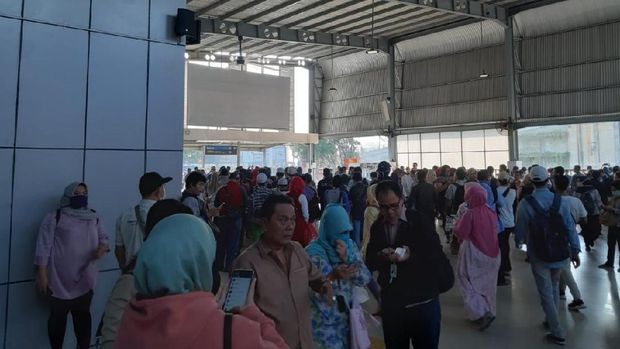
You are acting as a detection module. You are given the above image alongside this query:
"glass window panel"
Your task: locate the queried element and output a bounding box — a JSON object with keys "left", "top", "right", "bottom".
{"left": 421, "top": 133, "right": 440, "bottom": 153}
{"left": 246, "top": 63, "right": 262, "bottom": 74}
{"left": 264, "top": 65, "right": 280, "bottom": 76}
{"left": 409, "top": 153, "right": 421, "bottom": 168}
{"left": 408, "top": 134, "right": 421, "bottom": 152}
{"left": 463, "top": 152, "right": 485, "bottom": 169}
{"left": 397, "top": 135, "right": 408, "bottom": 154}
{"left": 484, "top": 129, "right": 509, "bottom": 151}
{"left": 462, "top": 130, "right": 485, "bottom": 151}
{"left": 440, "top": 132, "right": 461, "bottom": 152}
{"left": 441, "top": 152, "right": 462, "bottom": 168}
{"left": 421, "top": 153, "right": 441, "bottom": 168}
{"left": 397, "top": 153, "right": 409, "bottom": 168}
{"left": 485, "top": 151, "right": 509, "bottom": 169}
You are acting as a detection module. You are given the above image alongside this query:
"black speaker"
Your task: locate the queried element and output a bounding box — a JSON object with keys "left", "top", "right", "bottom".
{"left": 175, "top": 8, "right": 201, "bottom": 45}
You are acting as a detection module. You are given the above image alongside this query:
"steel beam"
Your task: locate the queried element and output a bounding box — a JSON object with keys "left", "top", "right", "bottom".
{"left": 219, "top": 0, "right": 271, "bottom": 20}
{"left": 195, "top": 0, "right": 235, "bottom": 17}
{"left": 505, "top": 20, "right": 519, "bottom": 161}
{"left": 262, "top": 0, "right": 333, "bottom": 26}
{"left": 241, "top": 0, "right": 300, "bottom": 23}
{"left": 199, "top": 18, "right": 390, "bottom": 52}
{"left": 389, "top": 16, "right": 480, "bottom": 43}
{"left": 395, "top": 0, "right": 507, "bottom": 25}
{"left": 507, "top": 0, "right": 566, "bottom": 17}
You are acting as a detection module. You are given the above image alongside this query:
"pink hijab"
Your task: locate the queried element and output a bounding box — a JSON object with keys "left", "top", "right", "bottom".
{"left": 454, "top": 183, "right": 499, "bottom": 258}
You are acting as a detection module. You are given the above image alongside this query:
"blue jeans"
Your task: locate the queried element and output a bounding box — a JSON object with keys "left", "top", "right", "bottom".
{"left": 531, "top": 259, "right": 567, "bottom": 338}
{"left": 382, "top": 297, "right": 441, "bottom": 349}
{"left": 215, "top": 217, "right": 243, "bottom": 272}
{"left": 351, "top": 220, "right": 362, "bottom": 247}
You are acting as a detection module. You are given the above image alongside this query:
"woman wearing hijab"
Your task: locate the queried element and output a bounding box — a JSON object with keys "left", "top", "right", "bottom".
{"left": 214, "top": 171, "right": 247, "bottom": 271}
{"left": 361, "top": 184, "right": 379, "bottom": 258}
{"left": 288, "top": 176, "right": 313, "bottom": 246}
{"left": 34, "top": 182, "right": 109, "bottom": 349}
{"left": 115, "top": 214, "right": 287, "bottom": 349}
{"left": 453, "top": 183, "right": 501, "bottom": 331}
{"left": 306, "top": 204, "right": 372, "bottom": 349}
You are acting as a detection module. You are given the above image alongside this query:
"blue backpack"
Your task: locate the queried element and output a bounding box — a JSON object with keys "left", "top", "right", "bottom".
{"left": 525, "top": 194, "right": 570, "bottom": 262}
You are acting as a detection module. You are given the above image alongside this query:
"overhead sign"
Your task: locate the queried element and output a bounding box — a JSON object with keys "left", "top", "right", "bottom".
{"left": 204, "top": 145, "right": 238, "bottom": 155}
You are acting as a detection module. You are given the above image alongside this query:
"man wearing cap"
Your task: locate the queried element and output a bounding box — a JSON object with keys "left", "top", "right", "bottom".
{"left": 114, "top": 172, "right": 171, "bottom": 269}
{"left": 515, "top": 165, "right": 581, "bottom": 346}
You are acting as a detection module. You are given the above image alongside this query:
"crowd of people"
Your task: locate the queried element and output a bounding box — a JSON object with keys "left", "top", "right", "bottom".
{"left": 33, "top": 160, "right": 620, "bottom": 348}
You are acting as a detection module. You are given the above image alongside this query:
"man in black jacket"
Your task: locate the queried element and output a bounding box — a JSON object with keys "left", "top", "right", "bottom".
{"left": 366, "top": 180, "right": 445, "bottom": 349}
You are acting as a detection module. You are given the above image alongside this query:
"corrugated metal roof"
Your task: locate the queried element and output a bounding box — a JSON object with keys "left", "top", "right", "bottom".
{"left": 185, "top": 0, "right": 530, "bottom": 59}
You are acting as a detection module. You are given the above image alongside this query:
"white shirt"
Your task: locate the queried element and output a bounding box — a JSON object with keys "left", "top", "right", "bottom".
{"left": 401, "top": 175, "right": 414, "bottom": 198}
{"left": 298, "top": 194, "right": 309, "bottom": 222}
{"left": 115, "top": 199, "right": 156, "bottom": 267}
{"left": 497, "top": 186, "right": 516, "bottom": 228}
{"left": 562, "top": 195, "right": 587, "bottom": 224}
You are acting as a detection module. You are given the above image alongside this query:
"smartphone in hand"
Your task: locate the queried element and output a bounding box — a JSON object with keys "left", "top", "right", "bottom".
{"left": 222, "top": 269, "right": 254, "bottom": 312}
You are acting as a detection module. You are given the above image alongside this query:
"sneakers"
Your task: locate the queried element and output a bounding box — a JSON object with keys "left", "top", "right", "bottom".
{"left": 598, "top": 263, "right": 614, "bottom": 269}
{"left": 478, "top": 312, "right": 496, "bottom": 331}
{"left": 559, "top": 292, "right": 566, "bottom": 300}
{"left": 546, "top": 334, "right": 566, "bottom": 346}
{"left": 568, "top": 299, "right": 586, "bottom": 311}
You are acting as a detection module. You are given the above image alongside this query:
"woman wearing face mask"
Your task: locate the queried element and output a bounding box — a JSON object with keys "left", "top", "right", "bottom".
{"left": 600, "top": 180, "right": 620, "bottom": 272}
{"left": 306, "top": 204, "right": 372, "bottom": 349}
{"left": 34, "top": 182, "right": 109, "bottom": 349}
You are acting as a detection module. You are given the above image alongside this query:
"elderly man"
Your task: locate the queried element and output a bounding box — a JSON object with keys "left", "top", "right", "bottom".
{"left": 233, "top": 194, "right": 333, "bottom": 349}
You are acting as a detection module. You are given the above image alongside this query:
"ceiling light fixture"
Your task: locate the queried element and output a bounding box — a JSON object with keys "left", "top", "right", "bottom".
{"left": 479, "top": 22, "right": 488, "bottom": 78}
{"left": 366, "top": 0, "right": 378, "bottom": 55}
{"left": 329, "top": 45, "right": 337, "bottom": 93}
{"left": 184, "top": 52, "right": 189, "bottom": 59}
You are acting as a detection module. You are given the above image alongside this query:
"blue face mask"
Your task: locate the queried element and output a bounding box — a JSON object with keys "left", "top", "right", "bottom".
{"left": 69, "top": 195, "right": 88, "bottom": 209}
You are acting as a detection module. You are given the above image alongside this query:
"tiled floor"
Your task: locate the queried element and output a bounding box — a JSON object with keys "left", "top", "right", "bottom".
{"left": 433, "top": 228, "right": 619, "bottom": 349}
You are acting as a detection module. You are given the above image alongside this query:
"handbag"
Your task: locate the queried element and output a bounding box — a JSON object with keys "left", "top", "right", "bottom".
{"left": 349, "top": 298, "right": 371, "bottom": 349}
{"left": 600, "top": 209, "right": 617, "bottom": 227}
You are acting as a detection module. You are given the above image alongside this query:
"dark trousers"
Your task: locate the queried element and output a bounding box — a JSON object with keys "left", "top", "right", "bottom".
{"left": 607, "top": 225, "right": 620, "bottom": 267}
{"left": 582, "top": 216, "right": 601, "bottom": 247}
{"left": 382, "top": 297, "right": 441, "bottom": 349}
{"left": 48, "top": 290, "right": 93, "bottom": 349}
{"left": 498, "top": 228, "right": 513, "bottom": 283}
{"left": 215, "top": 217, "right": 243, "bottom": 272}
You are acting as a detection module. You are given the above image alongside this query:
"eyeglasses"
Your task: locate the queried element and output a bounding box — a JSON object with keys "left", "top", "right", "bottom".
{"left": 379, "top": 201, "right": 401, "bottom": 212}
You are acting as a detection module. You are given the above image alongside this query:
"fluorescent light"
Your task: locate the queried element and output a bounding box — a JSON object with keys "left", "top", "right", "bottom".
{"left": 480, "top": 71, "right": 489, "bottom": 78}
{"left": 366, "top": 48, "right": 379, "bottom": 54}
{"left": 265, "top": 55, "right": 278, "bottom": 59}
{"left": 293, "top": 57, "right": 306, "bottom": 60}
{"left": 278, "top": 56, "right": 292, "bottom": 60}
{"left": 184, "top": 52, "right": 189, "bottom": 59}
{"left": 215, "top": 51, "right": 230, "bottom": 56}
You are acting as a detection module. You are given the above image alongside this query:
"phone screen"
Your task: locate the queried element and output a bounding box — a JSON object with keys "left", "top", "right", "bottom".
{"left": 222, "top": 269, "right": 254, "bottom": 312}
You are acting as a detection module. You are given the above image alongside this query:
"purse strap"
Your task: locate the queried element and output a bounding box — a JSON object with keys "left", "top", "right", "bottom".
{"left": 224, "top": 313, "right": 233, "bottom": 349}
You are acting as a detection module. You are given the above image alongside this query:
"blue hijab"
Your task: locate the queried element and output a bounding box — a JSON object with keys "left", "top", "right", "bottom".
{"left": 306, "top": 204, "right": 356, "bottom": 265}
{"left": 134, "top": 214, "right": 216, "bottom": 296}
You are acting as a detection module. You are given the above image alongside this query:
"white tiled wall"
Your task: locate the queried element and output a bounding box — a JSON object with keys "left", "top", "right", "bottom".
{"left": 87, "top": 34, "right": 148, "bottom": 149}
{"left": 91, "top": 0, "right": 149, "bottom": 38}
{"left": 0, "top": 1, "right": 185, "bottom": 347}
{"left": 0, "top": 150, "right": 12, "bottom": 284}
{"left": 16, "top": 22, "right": 88, "bottom": 148}
{"left": 0, "top": 17, "right": 19, "bottom": 147}
{"left": 84, "top": 150, "right": 145, "bottom": 270}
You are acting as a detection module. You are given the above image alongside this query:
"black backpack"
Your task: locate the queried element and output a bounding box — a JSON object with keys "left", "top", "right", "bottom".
{"left": 525, "top": 194, "right": 570, "bottom": 262}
